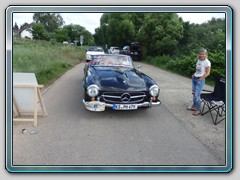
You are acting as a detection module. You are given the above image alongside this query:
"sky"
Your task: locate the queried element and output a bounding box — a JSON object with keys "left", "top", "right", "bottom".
{"left": 177, "top": 13, "right": 225, "bottom": 24}
{"left": 13, "top": 13, "right": 225, "bottom": 34}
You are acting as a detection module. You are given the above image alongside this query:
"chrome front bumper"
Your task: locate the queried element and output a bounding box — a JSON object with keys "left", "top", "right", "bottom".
{"left": 104, "top": 100, "right": 161, "bottom": 108}
{"left": 82, "top": 99, "right": 161, "bottom": 111}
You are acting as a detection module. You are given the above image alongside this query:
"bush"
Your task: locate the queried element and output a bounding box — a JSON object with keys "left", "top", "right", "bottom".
{"left": 144, "top": 50, "right": 225, "bottom": 85}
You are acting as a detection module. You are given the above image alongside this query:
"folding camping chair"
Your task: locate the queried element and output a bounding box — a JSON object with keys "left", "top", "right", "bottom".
{"left": 200, "top": 75, "right": 226, "bottom": 125}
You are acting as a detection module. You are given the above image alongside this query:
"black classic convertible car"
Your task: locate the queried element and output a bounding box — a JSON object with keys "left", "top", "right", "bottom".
{"left": 82, "top": 54, "right": 161, "bottom": 111}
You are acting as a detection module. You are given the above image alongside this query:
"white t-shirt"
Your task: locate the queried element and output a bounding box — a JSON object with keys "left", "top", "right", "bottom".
{"left": 194, "top": 59, "right": 211, "bottom": 77}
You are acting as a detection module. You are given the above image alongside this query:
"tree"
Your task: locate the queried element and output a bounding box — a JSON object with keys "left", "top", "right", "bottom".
{"left": 107, "top": 13, "right": 136, "bottom": 47}
{"left": 63, "top": 24, "right": 85, "bottom": 42}
{"left": 94, "top": 13, "right": 142, "bottom": 47}
{"left": 54, "top": 28, "right": 70, "bottom": 42}
{"left": 33, "top": 13, "right": 64, "bottom": 32}
{"left": 94, "top": 13, "right": 110, "bottom": 46}
{"left": 80, "top": 30, "right": 95, "bottom": 45}
{"left": 130, "top": 13, "right": 145, "bottom": 37}
{"left": 100, "top": 13, "right": 109, "bottom": 26}
{"left": 188, "top": 18, "right": 225, "bottom": 53}
{"left": 13, "top": 22, "right": 19, "bottom": 30}
{"left": 31, "top": 23, "right": 48, "bottom": 40}
{"left": 93, "top": 27, "right": 103, "bottom": 45}
{"left": 63, "top": 24, "right": 94, "bottom": 45}
{"left": 138, "top": 13, "right": 184, "bottom": 56}
{"left": 177, "top": 21, "right": 197, "bottom": 54}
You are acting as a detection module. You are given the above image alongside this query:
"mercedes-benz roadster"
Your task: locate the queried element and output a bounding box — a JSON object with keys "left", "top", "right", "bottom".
{"left": 82, "top": 54, "right": 161, "bottom": 111}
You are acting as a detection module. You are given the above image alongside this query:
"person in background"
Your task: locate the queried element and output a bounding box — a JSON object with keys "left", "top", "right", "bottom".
{"left": 188, "top": 48, "right": 211, "bottom": 116}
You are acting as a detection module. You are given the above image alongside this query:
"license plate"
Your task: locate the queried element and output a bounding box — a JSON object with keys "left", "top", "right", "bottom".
{"left": 113, "top": 104, "right": 138, "bottom": 110}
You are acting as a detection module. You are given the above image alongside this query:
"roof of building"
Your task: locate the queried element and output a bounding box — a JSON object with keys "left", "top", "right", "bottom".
{"left": 13, "top": 22, "right": 33, "bottom": 34}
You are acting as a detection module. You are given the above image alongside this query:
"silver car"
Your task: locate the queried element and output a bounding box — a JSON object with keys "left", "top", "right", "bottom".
{"left": 108, "top": 46, "right": 120, "bottom": 54}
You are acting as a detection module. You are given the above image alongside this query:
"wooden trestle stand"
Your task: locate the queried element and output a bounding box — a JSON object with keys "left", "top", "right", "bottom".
{"left": 13, "top": 73, "right": 47, "bottom": 127}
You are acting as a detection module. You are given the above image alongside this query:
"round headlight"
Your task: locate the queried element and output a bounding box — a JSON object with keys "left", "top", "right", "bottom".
{"left": 149, "top": 85, "right": 159, "bottom": 97}
{"left": 87, "top": 85, "right": 99, "bottom": 97}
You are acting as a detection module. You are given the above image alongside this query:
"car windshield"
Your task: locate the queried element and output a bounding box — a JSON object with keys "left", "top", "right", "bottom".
{"left": 91, "top": 55, "right": 133, "bottom": 68}
{"left": 87, "top": 46, "right": 104, "bottom": 52}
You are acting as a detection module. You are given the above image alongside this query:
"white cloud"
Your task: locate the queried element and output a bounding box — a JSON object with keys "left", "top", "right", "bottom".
{"left": 13, "top": 13, "right": 102, "bottom": 34}
{"left": 61, "top": 13, "right": 103, "bottom": 34}
{"left": 177, "top": 13, "right": 225, "bottom": 24}
{"left": 13, "top": 13, "right": 34, "bottom": 25}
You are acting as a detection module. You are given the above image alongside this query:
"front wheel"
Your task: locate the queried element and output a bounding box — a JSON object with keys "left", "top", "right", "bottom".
{"left": 84, "top": 91, "right": 88, "bottom": 100}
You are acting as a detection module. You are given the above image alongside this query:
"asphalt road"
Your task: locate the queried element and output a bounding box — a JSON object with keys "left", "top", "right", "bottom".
{"left": 13, "top": 61, "right": 225, "bottom": 165}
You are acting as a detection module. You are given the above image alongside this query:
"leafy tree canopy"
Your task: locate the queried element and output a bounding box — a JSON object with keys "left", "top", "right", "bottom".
{"left": 31, "top": 23, "right": 48, "bottom": 40}
{"left": 33, "top": 13, "right": 64, "bottom": 32}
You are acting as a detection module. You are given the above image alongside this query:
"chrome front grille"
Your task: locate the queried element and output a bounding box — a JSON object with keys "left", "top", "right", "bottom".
{"left": 102, "top": 92, "right": 146, "bottom": 104}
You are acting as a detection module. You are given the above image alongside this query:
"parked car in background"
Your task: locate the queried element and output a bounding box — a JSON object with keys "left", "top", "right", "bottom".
{"left": 82, "top": 54, "right": 161, "bottom": 112}
{"left": 85, "top": 46, "right": 105, "bottom": 62}
{"left": 63, "top": 41, "right": 74, "bottom": 46}
{"left": 119, "top": 42, "right": 142, "bottom": 60}
{"left": 108, "top": 46, "right": 120, "bottom": 54}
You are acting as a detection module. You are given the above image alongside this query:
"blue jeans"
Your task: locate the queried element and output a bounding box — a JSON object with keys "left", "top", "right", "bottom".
{"left": 192, "top": 77, "right": 205, "bottom": 110}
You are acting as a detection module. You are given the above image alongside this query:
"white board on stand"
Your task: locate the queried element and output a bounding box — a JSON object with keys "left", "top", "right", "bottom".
{"left": 13, "top": 73, "right": 47, "bottom": 126}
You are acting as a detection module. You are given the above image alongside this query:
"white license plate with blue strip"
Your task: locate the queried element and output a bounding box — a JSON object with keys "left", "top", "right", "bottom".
{"left": 113, "top": 104, "right": 138, "bottom": 110}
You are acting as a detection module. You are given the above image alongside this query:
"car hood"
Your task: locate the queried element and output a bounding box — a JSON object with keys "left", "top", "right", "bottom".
{"left": 91, "top": 66, "right": 147, "bottom": 91}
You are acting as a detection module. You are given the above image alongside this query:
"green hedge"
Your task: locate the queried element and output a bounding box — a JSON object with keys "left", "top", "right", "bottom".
{"left": 143, "top": 51, "right": 225, "bottom": 85}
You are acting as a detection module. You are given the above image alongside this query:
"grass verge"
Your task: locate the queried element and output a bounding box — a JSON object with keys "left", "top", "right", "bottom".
{"left": 13, "top": 38, "right": 86, "bottom": 86}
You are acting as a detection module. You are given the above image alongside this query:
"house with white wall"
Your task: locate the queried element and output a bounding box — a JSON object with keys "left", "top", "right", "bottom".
{"left": 13, "top": 23, "right": 33, "bottom": 39}
{"left": 19, "top": 23, "right": 33, "bottom": 39}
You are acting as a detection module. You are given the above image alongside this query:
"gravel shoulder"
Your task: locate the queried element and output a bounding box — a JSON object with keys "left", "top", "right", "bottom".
{"left": 135, "top": 62, "right": 225, "bottom": 163}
